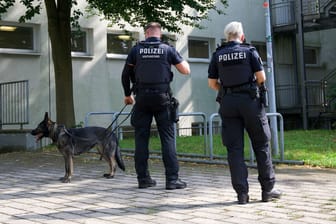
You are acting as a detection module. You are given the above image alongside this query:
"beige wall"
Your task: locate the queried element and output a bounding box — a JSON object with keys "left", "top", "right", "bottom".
{"left": 0, "top": 0, "right": 270, "bottom": 129}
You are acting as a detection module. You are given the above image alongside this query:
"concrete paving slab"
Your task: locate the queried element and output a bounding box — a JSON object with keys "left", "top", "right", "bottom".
{"left": 0, "top": 151, "right": 335, "bottom": 224}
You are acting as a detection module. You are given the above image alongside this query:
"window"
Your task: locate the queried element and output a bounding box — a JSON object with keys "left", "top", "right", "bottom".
{"left": 107, "top": 32, "right": 138, "bottom": 55}
{"left": 162, "top": 34, "right": 176, "bottom": 46}
{"left": 71, "top": 30, "right": 87, "bottom": 53}
{"left": 304, "top": 47, "right": 319, "bottom": 65}
{"left": 188, "top": 38, "right": 211, "bottom": 59}
{"left": 71, "top": 28, "right": 92, "bottom": 56}
{"left": 0, "top": 23, "right": 39, "bottom": 53}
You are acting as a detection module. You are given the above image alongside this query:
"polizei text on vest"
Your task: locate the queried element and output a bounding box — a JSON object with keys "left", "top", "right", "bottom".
{"left": 139, "top": 48, "right": 164, "bottom": 55}
{"left": 218, "top": 52, "right": 246, "bottom": 62}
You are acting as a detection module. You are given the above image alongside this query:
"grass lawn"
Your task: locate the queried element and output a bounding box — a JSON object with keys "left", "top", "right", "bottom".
{"left": 119, "top": 130, "right": 336, "bottom": 168}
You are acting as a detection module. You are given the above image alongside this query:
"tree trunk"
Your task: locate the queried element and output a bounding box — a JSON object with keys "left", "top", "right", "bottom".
{"left": 44, "top": 0, "right": 75, "bottom": 127}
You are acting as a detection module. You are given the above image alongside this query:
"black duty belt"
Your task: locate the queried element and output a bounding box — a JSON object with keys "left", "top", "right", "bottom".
{"left": 136, "top": 83, "right": 170, "bottom": 95}
{"left": 223, "top": 83, "right": 252, "bottom": 94}
{"left": 137, "top": 88, "right": 168, "bottom": 94}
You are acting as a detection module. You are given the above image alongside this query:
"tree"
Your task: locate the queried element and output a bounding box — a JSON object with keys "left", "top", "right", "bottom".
{"left": 0, "top": 0, "right": 228, "bottom": 127}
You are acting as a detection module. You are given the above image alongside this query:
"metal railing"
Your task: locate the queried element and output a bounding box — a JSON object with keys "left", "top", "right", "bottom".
{"left": 275, "top": 84, "right": 301, "bottom": 109}
{"left": 275, "top": 81, "right": 331, "bottom": 114}
{"left": 85, "top": 111, "right": 209, "bottom": 156}
{"left": 302, "top": 0, "right": 333, "bottom": 16}
{"left": 305, "top": 80, "right": 327, "bottom": 108}
{"left": 271, "top": 0, "right": 334, "bottom": 28}
{"left": 85, "top": 110, "right": 302, "bottom": 166}
{"left": 0, "top": 80, "right": 29, "bottom": 129}
{"left": 208, "top": 112, "right": 297, "bottom": 165}
{"left": 84, "top": 111, "right": 117, "bottom": 127}
{"left": 302, "top": 0, "right": 320, "bottom": 17}
{"left": 271, "top": 1, "right": 296, "bottom": 27}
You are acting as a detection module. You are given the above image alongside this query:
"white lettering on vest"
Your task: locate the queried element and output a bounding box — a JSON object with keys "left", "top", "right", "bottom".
{"left": 218, "top": 51, "right": 246, "bottom": 62}
{"left": 139, "top": 48, "right": 164, "bottom": 55}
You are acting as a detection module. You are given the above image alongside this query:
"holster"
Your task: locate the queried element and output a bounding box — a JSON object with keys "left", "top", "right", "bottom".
{"left": 216, "top": 86, "right": 224, "bottom": 103}
{"left": 259, "top": 84, "right": 269, "bottom": 107}
{"left": 248, "top": 84, "right": 259, "bottom": 99}
{"left": 170, "top": 97, "right": 179, "bottom": 123}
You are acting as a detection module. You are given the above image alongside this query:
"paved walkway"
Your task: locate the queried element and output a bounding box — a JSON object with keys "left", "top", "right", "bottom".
{"left": 0, "top": 151, "right": 335, "bottom": 224}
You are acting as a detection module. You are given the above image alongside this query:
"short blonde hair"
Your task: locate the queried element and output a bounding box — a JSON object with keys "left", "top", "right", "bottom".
{"left": 224, "top": 21, "right": 244, "bottom": 41}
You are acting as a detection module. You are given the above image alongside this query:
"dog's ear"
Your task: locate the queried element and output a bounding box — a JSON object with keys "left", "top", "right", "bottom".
{"left": 44, "top": 112, "right": 49, "bottom": 121}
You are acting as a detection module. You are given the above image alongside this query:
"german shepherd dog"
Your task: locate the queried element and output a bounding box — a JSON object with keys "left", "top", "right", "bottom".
{"left": 31, "top": 112, "right": 125, "bottom": 183}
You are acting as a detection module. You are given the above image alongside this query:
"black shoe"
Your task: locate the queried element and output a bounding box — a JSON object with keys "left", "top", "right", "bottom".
{"left": 138, "top": 178, "right": 156, "bottom": 189}
{"left": 237, "top": 193, "right": 249, "bottom": 204}
{"left": 166, "top": 179, "right": 187, "bottom": 190}
{"left": 262, "top": 189, "right": 282, "bottom": 202}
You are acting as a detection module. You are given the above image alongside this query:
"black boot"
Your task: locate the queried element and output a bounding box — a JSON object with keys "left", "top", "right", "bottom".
{"left": 166, "top": 179, "right": 187, "bottom": 190}
{"left": 237, "top": 193, "right": 249, "bottom": 204}
{"left": 262, "top": 189, "right": 282, "bottom": 202}
{"left": 138, "top": 177, "right": 157, "bottom": 189}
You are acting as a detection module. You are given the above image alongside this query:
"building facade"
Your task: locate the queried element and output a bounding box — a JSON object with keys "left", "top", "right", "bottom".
{"left": 0, "top": 0, "right": 335, "bottom": 131}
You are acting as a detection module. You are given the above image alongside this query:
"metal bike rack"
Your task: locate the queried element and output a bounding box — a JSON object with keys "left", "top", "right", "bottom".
{"left": 208, "top": 112, "right": 303, "bottom": 165}
{"left": 85, "top": 110, "right": 303, "bottom": 165}
{"left": 209, "top": 112, "right": 284, "bottom": 163}
{"left": 84, "top": 112, "right": 117, "bottom": 127}
{"left": 174, "top": 112, "right": 208, "bottom": 155}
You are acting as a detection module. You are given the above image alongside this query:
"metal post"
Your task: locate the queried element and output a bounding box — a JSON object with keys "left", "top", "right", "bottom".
{"left": 264, "top": 0, "right": 279, "bottom": 155}
{"left": 208, "top": 113, "right": 219, "bottom": 160}
{"left": 0, "top": 83, "right": 2, "bottom": 129}
{"left": 298, "top": 0, "right": 308, "bottom": 129}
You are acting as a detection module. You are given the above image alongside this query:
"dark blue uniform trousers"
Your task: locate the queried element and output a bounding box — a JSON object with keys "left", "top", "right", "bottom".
{"left": 131, "top": 105, "right": 179, "bottom": 181}
{"left": 219, "top": 93, "right": 275, "bottom": 194}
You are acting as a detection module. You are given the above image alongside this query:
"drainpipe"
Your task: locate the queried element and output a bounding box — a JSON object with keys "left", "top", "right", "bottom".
{"left": 264, "top": 0, "right": 279, "bottom": 155}
{"left": 298, "top": 0, "right": 308, "bottom": 129}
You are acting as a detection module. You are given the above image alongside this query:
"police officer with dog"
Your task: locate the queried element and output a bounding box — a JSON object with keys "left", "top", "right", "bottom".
{"left": 208, "top": 21, "right": 281, "bottom": 204}
{"left": 121, "top": 22, "right": 190, "bottom": 190}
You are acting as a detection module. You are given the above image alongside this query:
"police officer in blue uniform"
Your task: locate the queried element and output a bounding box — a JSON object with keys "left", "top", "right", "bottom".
{"left": 208, "top": 21, "right": 281, "bottom": 204}
{"left": 121, "top": 22, "right": 190, "bottom": 190}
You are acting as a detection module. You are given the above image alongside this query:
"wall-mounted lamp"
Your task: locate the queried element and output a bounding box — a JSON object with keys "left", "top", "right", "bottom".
{"left": 117, "top": 35, "right": 131, "bottom": 41}
{"left": 0, "top": 26, "right": 17, "bottom": 32}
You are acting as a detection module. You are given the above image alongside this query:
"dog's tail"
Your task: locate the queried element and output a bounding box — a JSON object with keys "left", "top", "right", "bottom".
{"left": 116, "top": 146, "right": 126, "bottom": 171}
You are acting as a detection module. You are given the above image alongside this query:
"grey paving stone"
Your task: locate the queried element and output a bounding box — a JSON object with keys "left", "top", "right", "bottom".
{"left": 0, "top": 151, "right": 336, "bottom": 224}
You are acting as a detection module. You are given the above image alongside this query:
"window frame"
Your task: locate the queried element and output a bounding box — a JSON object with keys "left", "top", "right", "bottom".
{"left": 251, "top": 41, "right": 267, "bottom": 66}
{"left": 161, "top": 33, "right": 177, "bottom": 47}
{"left": 304, "top": 46, "right": 320, "bottom": 66}
{"left": 71, "top": 28, "right": 93, "bottom": 58}
{"left": 106, "top": 30, "right": 139, "bottom": 59}
{"left": 187, "top": 37, "right": 214, "bottom": 63}
{"left": 0, "top": 21, "right": 40, "bottom": 55}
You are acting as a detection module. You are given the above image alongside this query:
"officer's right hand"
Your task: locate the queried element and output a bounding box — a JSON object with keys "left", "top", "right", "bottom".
{"left": 124, "top": 96, "right": 134, "bottom": 105}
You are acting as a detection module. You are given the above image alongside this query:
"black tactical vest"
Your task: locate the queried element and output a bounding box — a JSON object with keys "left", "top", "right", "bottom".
{"left": 135, "top": 41, "right": 172, "bottom": 86}
{"left": 216, "top": 43, "right": 255, "bottom": 87}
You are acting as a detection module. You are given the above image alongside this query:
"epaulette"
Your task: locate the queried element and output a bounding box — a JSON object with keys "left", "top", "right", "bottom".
{"left": 240, "top": 42, "right": 256, "bottom": 50}
{"left": 161, "top": 41, "right": 172, "bottom": 47}
{"left": 215, "top": 42, "right": 228, "bottom": 51}
{"left": 215, "top": 42, "right": 256, "bottom": 51}
{"left": 240, "top": 42, "right": 251, "bottom": 46}
{"left": 138, "top": 40, "right": 169, "bottom": 46}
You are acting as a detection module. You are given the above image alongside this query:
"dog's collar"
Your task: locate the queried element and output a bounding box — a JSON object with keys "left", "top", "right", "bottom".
{"left": 53, "top": 123, "right": 58, "bottom": 134}
{"left": 49, "top": 122, "right": 65, "bottom": 143}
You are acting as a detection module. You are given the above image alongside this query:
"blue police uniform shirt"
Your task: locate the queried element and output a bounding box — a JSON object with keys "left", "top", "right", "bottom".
{"left": 127, "top": 37, "right": 184, "bottom": 85}
{"left": 208, "top": 41, "right": 264, "bottom": 87}
{"left": 127, "top": 37, "right": 183, "bottom": 65}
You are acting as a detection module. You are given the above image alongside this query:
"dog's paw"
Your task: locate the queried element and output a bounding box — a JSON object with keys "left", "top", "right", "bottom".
{"left": 103, "top": 174, "right": 114, "bottom": 179}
